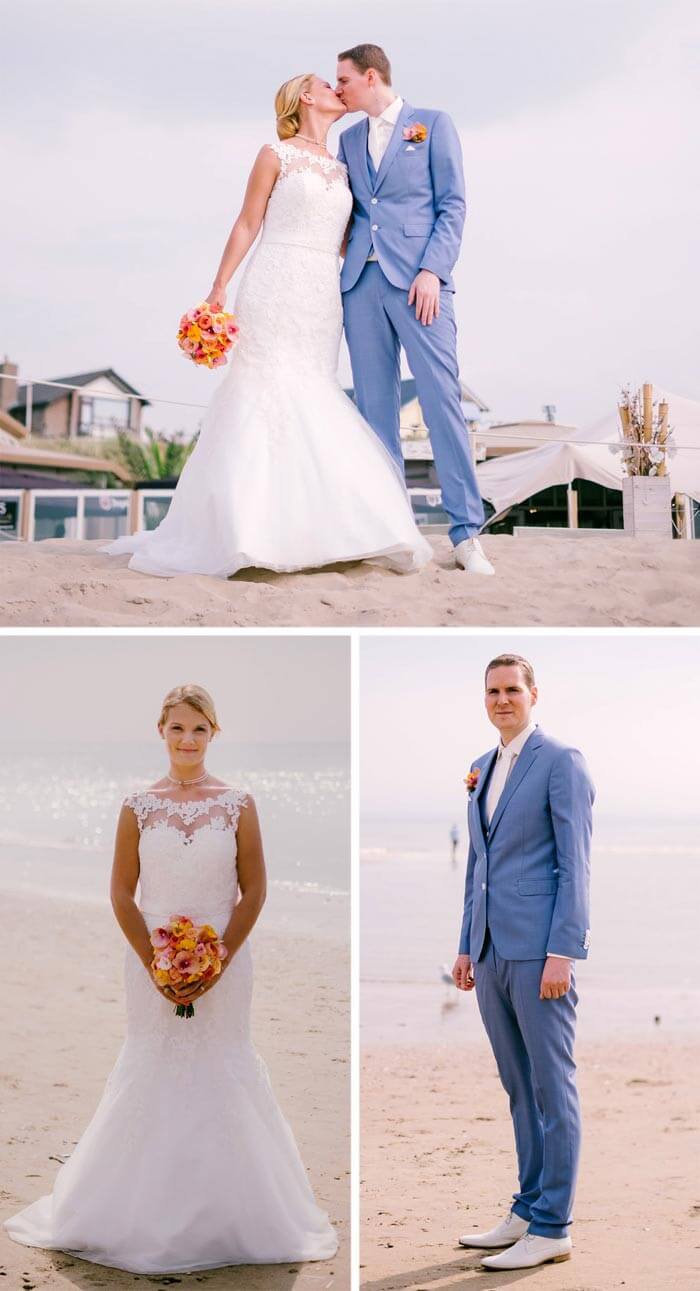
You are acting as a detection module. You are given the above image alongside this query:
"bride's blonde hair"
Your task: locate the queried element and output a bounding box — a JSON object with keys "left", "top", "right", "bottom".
{"left": 158, "top": 683, "right": 221, "bottom": 734}
{"left": 275, "top": 72, "right": 314, "bottom": 140}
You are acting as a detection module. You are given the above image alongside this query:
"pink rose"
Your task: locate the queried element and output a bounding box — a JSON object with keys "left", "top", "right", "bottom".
{"left": 150, "top": 928, "right": 170, "bottom": 949}
{"left": 155, "top": 952, "right": 173, "bottom": 970}
{"left": 174, "top": 951, "right": 196, "bottom": 974}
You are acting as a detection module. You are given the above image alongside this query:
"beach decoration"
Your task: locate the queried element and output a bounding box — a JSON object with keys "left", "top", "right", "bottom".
{"left": 177, "top": 302, "right": 239, "bottom": 368}
{"left": 615, "top": 384, "right": 674, "bottom": 536}
{"left": 150, "top": 915, "right": 228, "bottom": 1018}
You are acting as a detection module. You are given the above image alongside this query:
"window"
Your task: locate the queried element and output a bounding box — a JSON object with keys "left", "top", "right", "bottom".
{"left": 33, "top": 495, "right": 80, "bottom": 540}
{"left": 83, "top": 494, "right": 130, "bottom": 539}
{"left": 79, "top": 395, "right": 131, "bottom": 438}
{"left": 0, "top": 492, "right": 22, "bottom": 539}
{"left": 141, "top": 492, "right": 174, "bottom": 530}
{"left": 30, "top": 491, "right": 131, "bottom": 540}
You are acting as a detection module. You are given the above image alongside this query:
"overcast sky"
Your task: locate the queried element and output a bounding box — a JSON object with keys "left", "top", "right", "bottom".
{"left": 3, "top": 0, "right": 698, "bottom": 436}
{"left": 361, "top": 632, "right": 700, "bottom": 819}
{"left": 1, "top": 634, "right": 349, "bottom": 745}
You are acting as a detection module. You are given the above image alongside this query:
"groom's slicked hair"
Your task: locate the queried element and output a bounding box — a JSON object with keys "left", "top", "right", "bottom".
{"left": 338, "top": 43, "right": 392, "bottom": 85}
{"left": 485, "top": 654, "right": 536, "bottom": 690}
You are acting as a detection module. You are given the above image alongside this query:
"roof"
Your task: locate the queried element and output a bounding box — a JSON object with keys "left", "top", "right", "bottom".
{"left": 0, "top": 407, "right": 27, "bottom": 440}
{"left": 11, "top": 368, "right": 150, "bottom": 412}
{"left": 0, "top": 435, "right": 132, "bottom": 482}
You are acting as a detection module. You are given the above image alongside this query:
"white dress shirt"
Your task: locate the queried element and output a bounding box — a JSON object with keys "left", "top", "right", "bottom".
{"left": 367, "top": 95, "right": 404, "bottom": 171}
{"left": 485, "top": 720, "right": 537, "bottom": 824}
{"left": 484, "top": 719, "right": 570, "bottom": 962}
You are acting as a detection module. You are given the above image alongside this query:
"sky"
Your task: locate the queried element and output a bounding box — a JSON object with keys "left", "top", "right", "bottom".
{"left": 1, "top": 634, "right": 349, "bottom": 745}
{"left": 2, "top": 0, "right": 698, "bottom": 436}
{"left": 361, "top": 631, "right": 700, "bottom": 820}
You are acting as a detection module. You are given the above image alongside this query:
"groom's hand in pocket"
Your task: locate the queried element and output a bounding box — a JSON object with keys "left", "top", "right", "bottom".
{"left": 539, "top": 955, "right": 572, "bottom": 1000}
{"left": 453, "top": 954, "right": 475, "bottom": 991}
{"left": 408, "top": 270, "right": 440, "bottom": 326}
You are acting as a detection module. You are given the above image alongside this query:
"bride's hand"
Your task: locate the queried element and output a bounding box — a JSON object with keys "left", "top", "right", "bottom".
{"left": 206, "top": 284, "right": 226, "bottom": 311}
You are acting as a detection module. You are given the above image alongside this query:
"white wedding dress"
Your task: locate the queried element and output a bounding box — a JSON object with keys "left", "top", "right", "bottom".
{"left": 4, "top": 787, "right": 338, "bottom": 1274}
{"left": 103, "top": 141, "right": 431, "bottom": 578}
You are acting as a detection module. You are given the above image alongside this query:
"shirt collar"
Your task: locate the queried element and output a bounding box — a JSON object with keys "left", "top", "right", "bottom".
{"left": 373, "top": 95, "right": 403, "bottom": 128}
{"left": 498, "top": 720, "right": 538, "bottom": 760}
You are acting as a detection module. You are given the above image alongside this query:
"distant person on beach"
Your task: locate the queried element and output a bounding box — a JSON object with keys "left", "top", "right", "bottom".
{"left": 452, "top": 653, "right": 594, "bottom": 1270}
{"left": 449, "top": 823, "right": 459, "bottom": 863}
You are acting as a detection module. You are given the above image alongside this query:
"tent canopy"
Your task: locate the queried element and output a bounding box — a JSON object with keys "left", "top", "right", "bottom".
{"left": 476, "top": 387, "right": 700, "bottom": 514}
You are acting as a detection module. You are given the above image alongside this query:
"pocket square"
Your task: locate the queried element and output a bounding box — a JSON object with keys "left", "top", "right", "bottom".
{"left": 405, "top": 145, "right": 416, "bottom": 152}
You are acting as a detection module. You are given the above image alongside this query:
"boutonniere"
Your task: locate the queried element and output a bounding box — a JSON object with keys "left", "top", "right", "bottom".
{"left": 464, "top": 768, "right": 480, "bottom": 795}
{"left": 403, "top": 122, "right": 428, "bottom": 143}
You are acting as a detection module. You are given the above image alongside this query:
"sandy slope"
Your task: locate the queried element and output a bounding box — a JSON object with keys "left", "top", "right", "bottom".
{"left": 361, "top": 1040, "right": 700, "bottom": 1291}
{"left": 0, "top": 891, "right": 349, "bottom": 1291}
{"left": 0, "top": 534, "right": 697, "bottom": 627}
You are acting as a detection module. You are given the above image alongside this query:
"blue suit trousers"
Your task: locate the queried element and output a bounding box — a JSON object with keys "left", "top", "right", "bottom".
{"left": 342, "top": 262, "right": 484, "bottom": 545}
{"left": 474, "top": 932, "right": 581, "bottom": 1239}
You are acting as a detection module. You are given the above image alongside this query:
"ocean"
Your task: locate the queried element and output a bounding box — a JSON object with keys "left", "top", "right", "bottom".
{"left": 0, "top": 741, "right": 349, "bottom": 944}
{"left": 361, "top": 814, "right": 700, "bottom": 1044}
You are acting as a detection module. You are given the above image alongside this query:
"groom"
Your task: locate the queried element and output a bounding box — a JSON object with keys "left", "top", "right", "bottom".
{"left": 453, "top": 654, "right": 594, "bottom": 1270}
{"left": 335, "top": 44, "right": 493, "bottom": 577}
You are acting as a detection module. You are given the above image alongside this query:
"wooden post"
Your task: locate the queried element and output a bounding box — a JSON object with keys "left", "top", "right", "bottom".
{"left": 567, "top": 484, "right": 579, "bottom": 529}
{"left": 642, "top": 383, "right": 653, "bottom": 442}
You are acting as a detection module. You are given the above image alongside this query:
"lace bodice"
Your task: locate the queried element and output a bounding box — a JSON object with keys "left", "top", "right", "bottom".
{"left": 259, "top": 141, "right": 351, "bottom": 255}
{"left": 124, "top": 787, "right": 247, "bottom": 922}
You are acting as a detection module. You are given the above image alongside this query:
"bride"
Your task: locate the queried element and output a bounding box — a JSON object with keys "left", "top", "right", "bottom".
{"left": 103, "top": 73, "right": 432, "bottom": 579}
{"left": 4, "top": 684, "right": 338, "bottom": 1274}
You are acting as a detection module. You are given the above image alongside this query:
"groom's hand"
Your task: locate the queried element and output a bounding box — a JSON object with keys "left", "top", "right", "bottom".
{"left": 539, "top": 955, "right": 572, "bottom": 1000}
{"left": 408, "top": 270, "right": 440, "bottom": 326}
{"left": 452, "top": 954, "right": 475, "bottom": 991}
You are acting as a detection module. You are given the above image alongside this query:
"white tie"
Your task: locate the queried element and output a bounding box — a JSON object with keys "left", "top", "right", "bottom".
{"left": 369, "top": 117, "right": 392, "bottom": 171}
{"left": 486, "top": 746, "right": 516, "bottom": 824}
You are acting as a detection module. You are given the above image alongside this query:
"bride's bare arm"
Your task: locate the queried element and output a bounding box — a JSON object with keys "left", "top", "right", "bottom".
{"left": 110, "top": 804, "right": 152, "bottom": 970}
{"left": 222, "top": 796, "right": 267, "bottom": 959}
{"left": 207, "top": 148, "right": 280, "bottom": 308}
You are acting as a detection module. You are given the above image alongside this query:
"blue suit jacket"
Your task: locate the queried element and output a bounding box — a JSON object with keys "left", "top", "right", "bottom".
{"left": 337, "top": 101, "right": 466, "bottom": 293}
{"left": 459, "top": 729, "right": 595, "bottom": 961}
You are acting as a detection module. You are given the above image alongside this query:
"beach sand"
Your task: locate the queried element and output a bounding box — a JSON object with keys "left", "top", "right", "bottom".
{"left": 0, "top": 534, "right": 697, "bottom": 627}
{"left": 0, "top": 891, "right": 349, "bottom": 1291}
{"left": 361, "top": 1040, "right": 700, "bottom": 1291}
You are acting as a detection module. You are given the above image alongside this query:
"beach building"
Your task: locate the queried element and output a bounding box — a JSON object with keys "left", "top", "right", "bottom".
{"left": 1, "top": 360, "right": 148, "bottom": 441}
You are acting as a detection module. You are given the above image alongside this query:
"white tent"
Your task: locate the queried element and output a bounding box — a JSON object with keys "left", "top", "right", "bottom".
{"left": 475, "top": 388, "right": 700, "bottom": 515}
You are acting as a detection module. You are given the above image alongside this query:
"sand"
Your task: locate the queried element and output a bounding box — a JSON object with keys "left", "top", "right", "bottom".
{"left": 0, "top": 534, "right": 697, "bottom": 627}
{"left": 0, "top": 890, "right": 349, "bottom": 1291}
{"left": 361, "top": 1040, "right": 700, "bottom": 1291}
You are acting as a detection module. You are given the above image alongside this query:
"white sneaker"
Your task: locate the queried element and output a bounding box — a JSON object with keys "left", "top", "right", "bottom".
{"left": 458, "top": 1211, "right": 529, "bottom": 1249}
{"left": 454, "top": 537, "right": 495, "bottom": 576}
{"left": 481, "top": 1232, "right": 572, "bottom": 1269}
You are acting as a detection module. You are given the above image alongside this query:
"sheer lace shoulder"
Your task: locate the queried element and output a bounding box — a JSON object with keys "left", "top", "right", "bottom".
{"left": 124, "top": 787, "right": 248, "bottom": 840}
{"left": 265, "top": 141, "right": 347, "bottom": 188}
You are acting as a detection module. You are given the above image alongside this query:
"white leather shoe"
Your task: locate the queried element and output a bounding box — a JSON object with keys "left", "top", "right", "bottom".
{"left": 458, "top": 1211, "right": 529, "bottom": 1249}
{"left": 481, "top": 1232, "right": 572, "bottom": 1269}
{"left": 454, "top": 537, "right": 495, "bottom": 576}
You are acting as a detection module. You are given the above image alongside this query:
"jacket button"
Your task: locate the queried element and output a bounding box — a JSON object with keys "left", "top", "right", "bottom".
{"left": 481, "top": 882, "right": 486, "bottom": 890}
{"left": 371, "top": 197, "right": 378, "bottom": 205}
{"left": 371, "top": 224, "right": 378, "bottom": 231}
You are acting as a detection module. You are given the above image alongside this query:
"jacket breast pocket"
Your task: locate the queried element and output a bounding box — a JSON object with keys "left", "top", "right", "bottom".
{"left": 517, "top": 879, "right": 557, "bottom": 896}
{"left": 403, "top": 223, "right": 434, "bottom": 237}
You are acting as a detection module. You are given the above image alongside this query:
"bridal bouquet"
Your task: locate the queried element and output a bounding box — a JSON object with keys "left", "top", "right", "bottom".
{"left": 150, "top": 915, "right": 228, "bottom": 1018}
{"left": 177, "top": 302, "right": 239, "bottom": 368}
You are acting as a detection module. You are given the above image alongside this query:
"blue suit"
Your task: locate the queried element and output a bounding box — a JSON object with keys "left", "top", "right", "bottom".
{"left": 338, "top": 102, "right": 484, "bottom": 545}
{"left": 459, "top": 728, "right": 595, "bottom": 1239}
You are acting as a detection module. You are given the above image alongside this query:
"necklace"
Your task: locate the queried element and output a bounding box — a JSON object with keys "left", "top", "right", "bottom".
{"left": 295, "top": 133, "right": 328, "bottom": 149}
{"left": 166, "top": 770, "right": 209, "bottom": 788}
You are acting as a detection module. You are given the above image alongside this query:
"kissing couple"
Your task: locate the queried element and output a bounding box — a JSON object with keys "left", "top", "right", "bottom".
{"left": 104, "top": 43, "right": 493, "bottom": 582}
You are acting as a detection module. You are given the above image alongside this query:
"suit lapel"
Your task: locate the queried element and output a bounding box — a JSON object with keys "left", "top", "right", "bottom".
{"left": 373, "top": 101, "right": 415, "bottom": 194}
{"left": 470, "top": 748, "right": 497, "bottom": 851}
{"left": 487, "top": 729, "right": 544, "bottom": 842}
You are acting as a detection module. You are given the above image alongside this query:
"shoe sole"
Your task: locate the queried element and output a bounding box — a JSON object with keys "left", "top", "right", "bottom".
{"left": 479, "top": 1252, "right": 572, "bottom": 1270}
